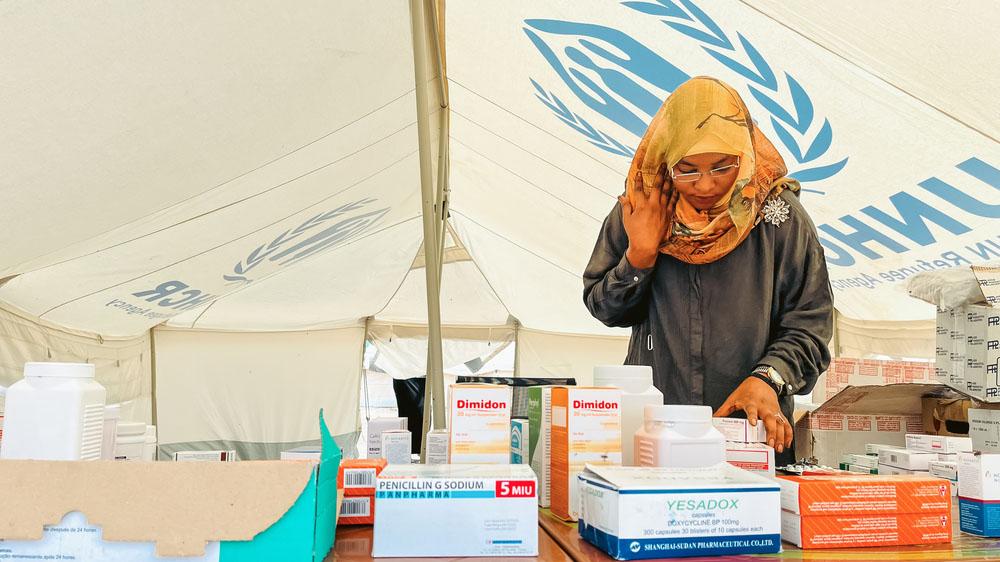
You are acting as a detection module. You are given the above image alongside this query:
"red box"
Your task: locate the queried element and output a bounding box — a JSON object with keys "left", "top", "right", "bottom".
{"left": 338, "top": 458, "right": 387, "bottom": 497}
{"left": 338, "top": 493, "right": 375, "bottom": 526}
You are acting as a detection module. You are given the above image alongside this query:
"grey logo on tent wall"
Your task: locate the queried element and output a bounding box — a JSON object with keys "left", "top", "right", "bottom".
{"left": 224, "top": 198, "right": 391, "bottom": 284}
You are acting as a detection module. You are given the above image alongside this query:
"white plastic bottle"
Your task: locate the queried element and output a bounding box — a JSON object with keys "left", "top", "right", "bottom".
{"left": 634, "top": 404, "right": 725, "bottom": 468}
{"left": 593, "top": 365, "right": 663, "bottom": 466}
{"left": 0, "top": 362, "right": 107, "bottom": 461}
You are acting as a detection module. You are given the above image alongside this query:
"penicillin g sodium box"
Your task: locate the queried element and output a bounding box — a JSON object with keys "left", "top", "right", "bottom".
{"left": 372, "top": 464, "right": 538, "bottom": 557}
{"left": 448, "top": 384, "right": 512, "bottom": 464}
{"left": 578, "top": 463, "right": 781, "bottom": 559}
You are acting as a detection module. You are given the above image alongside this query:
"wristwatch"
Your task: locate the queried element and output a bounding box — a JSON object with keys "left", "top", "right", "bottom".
{"left": 750, "top": 365, "right": 789, "bottom": 397}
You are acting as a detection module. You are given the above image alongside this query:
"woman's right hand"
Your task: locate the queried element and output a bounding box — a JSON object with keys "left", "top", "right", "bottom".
{"left": 619, "top": 161, "right": 677, "bottom": 269}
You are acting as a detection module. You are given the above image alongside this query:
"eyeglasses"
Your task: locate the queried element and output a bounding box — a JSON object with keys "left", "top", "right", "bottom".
{"left": 670, "top": 157, "right": 740, "bottom": 183}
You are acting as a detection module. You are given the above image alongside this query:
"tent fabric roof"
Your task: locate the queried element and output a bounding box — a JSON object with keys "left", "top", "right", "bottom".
{"left": 1, "top": 1, "right": 997, "bottom": 341}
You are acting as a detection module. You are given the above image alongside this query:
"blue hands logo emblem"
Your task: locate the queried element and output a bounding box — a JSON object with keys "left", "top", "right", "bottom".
{"left": 524, "top": 0, "right": 848, "bottom": 192}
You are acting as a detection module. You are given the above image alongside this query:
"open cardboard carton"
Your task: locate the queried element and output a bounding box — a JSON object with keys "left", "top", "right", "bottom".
{"left": 0, "top": 410, "right": 342, "bottom": 561}
{"left": 795, "top": 384, "right": 960, "bottom": 466}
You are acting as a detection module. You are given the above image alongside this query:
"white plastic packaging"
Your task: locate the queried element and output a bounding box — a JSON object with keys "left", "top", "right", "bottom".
{"left": 143, "top": 424, "right": 157, "bottom": 461}
{"left": 101, "top": 404, "right": 120, "bottom": 460}
{"left": 0, "top": 362, "right": 106, "bottom": 461}
{"left": 593, "top": 365, "right": 663, "bottom": 466}
{"left": 634, "top": 404, "right": 725, "bottom": 468}
{"left": 114, "top": 421, "right": 147, "bottom": 461}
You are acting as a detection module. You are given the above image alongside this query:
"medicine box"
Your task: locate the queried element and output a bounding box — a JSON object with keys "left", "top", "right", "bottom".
{"left": 866, "top": 443, "right": 897, "bottom": 455}
{"left": 173, "top": 450, "right": 238, "bottom": 462}
{"left": 712, "top": 417, "right": 767, "bottom": 443}
{"left": 878, "top": 464, "right": 930, "bottom": 476}
{"left": 551, "top": 387, "right": 622, "bottom": 521}
{"left": 281, "top": 446, "right": 322, "bottom": 461}
{"left": 778, "top": 474, "right": 952, "bottom": 516}
{"left": 878, "top": 447, "right": 937, "bottom": 471}
{"left": 936, "top": 306, "right": 952, "bottom": 385}
{"left": 725, "top": 441, "right": 775, "bottom": 477}
{"left": 905, "top": 433, "right": 973, "bottom": 454}
{"left": 425, "top": 428, "right": 449, "bottom": 465}
{"left": 367, "top": 417, "right": 407, "bottom": 458}
{"left": 372, "top": 464, "right": 538, "bottom": 557}
{"left": 928, "top": 460, "right": 958, "bottom": 481}
{"left": 527, "top": 386, "right": 552, "bottom": 507}
{"left": 577, "top": 463, "right": 781, "bottom": 559}
{"left": 781, "top": 511, "right": 951, "bottom": 549}
{"left": 448, "top": 384, "right": 512, "bottom": 464}
{"left": 380, "top": 430, "right": 411, "bottom": 465}
{"left": 958, "top": 452, "right": 1000, "bottom": 536}
{"left": 510, "top": 418, "right": 529, "bottom": 464}
{"left": 338, "top": 494, "right": 375, "bottom": 526}
{"left": 338, "top": 458, "right": 386, "bottom": 496}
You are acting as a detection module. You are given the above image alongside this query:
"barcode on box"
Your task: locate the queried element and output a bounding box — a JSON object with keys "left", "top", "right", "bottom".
{"left": 341, "top": 497, "right": 371, "bottom": 517}
{"left": 344, "top": 468, "right": 376, "bottom": 488}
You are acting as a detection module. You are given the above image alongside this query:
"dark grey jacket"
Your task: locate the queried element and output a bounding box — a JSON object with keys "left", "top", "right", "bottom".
{"left": 583, "top": 190, "right": 833, "bottom": 429}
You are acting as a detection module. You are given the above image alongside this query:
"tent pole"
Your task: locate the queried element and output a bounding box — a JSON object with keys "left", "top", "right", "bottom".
{"left": 410, "top": 0, "right": 447, "bottom": 437}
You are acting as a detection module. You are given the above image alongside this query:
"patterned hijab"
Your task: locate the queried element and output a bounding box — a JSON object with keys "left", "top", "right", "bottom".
{"left": 626, "top": 76, "right": 799, "bottom": 264}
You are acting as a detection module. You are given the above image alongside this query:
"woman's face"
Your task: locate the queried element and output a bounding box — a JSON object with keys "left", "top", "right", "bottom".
{"left": 671, "top": 152, "right": 740, "bottom": 211}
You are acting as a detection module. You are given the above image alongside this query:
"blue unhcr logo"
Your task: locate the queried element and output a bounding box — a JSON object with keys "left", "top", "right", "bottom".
{"left": 524, "top": 0, "right": 848, "bottom": 189}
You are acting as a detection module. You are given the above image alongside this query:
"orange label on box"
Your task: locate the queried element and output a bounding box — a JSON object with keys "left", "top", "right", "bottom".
{"left": 779, "top": 474, "right": 952, "bottom": 516}
{"left": 786, "top": 511, "right": 952, "bottom": 549}
{"left": 338, "top": 458, "right": 387, "bottom": 496}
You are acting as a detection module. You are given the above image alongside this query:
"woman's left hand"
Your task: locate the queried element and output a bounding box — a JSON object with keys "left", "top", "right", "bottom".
{"left": 714, "top": 377, "right": 793, "bottom": 453}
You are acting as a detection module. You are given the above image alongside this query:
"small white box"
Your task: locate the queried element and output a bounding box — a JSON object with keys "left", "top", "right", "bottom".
{"left": 967, "top": 307, "right": 1000, "bottom": 401}
{"left": 905, "top": 433, "right": 973, "bottom": 454}
{"left": 172, "top": 450, "right": 238, "bottom": 462}
{"left": 381, "top": 430, "right": 411, "bottom": 465}
{"left": 936, "top": 306, "right": 953, "bottom": 386}
{"left": 958, "top": 452, "right": 1000, "bottom": 536}
{"left": 713, "top": 417, "right": 767, "bottom": 442}
{"left": 367, "top": 417, "right": 407, "bottom": 458}
{"left": 280, "top": 446, "right": 322, "bottom": 461}
{"left": 879, "top": 447, "right": 937, "bottom": 471}
{"left": 725, "top": 442, "right": 775, "bottom": 477}
{"left": 373, "top": 464, "right": 538, "bottom": 557}
{"left": 949, "top": 307, "right": 967, "bottom": 391}
{"left": 938, "top": 452, "right": 959, "bottom": 462}
{"left": 848, "top": 464, "right": 879, "bottom": 475}
{"left": 877, "top": 464, "right": 930, "bottom": 476}
{"left": 968, "top": 409, "right": 1000, "bottom": 452}
{"left": 928, "top": 460, "right": 958, "bottom": 481}
{"left": 425, "top": 428, "right": 449, "bottom": 465}
{"left": 866, "top": 443, "right": 897, "bottom": 455}
{"left": 577, "top": 464, "right": 781, "bottom": 559}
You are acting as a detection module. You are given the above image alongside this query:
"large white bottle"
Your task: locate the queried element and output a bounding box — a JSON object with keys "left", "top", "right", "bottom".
{"left": 634, "top": 404, "right": 725, "bottom": 468}
{"left": 593, "top": 365, "right": 663, "bottom": 466}
{"left": 0, "top": 362, "right": 107, "bottom": 461}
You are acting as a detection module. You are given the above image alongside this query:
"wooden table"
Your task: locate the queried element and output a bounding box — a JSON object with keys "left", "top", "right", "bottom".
{"left": 539, "top": 507, "right": 1000, "bottom": 561}
{"left": 326, "top": 523, "right": 572, "bottom": 561}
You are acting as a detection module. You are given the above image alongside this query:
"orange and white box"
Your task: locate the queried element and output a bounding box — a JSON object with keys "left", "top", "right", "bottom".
{"left": 338, "top": 494, "right": 375, "bottom": 526}
{"left": 338, "top": 458, "right": 387, "bottom": 496}
{"left": 778, "top": 474, "right": 952, "bottom": 516}
{"left": 725, "top": 441, "right": 775, "bottom": 477}
{"left": 448, "top": 384, "right": 512, "bottom": 464}
{"left": 551, "top": 387, "right": 621, "bottom": 521}
{"left": 781, "top": 510, "right": 952, "bottom": 548}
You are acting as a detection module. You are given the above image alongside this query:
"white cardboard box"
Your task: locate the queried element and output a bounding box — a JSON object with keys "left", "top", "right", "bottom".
{"left": 878, "top": 464, "right": 930, "bottom": 476}
{"left": 372, "top": 464, "right": 538, "bottom": 557}
{"left": 968, "top": 408, "right": 1000, "bottom": 452}
{"left": 948, "top": 307, "right": 967, "bottom": 391}
{"left": 380, "top": 430, "right": 411, "bottom": 465}
{"left": 172, "top": 450, "right": 237, "bottom": 462}
{"left": 712, "top": 417, "right": 767, "bottom": 443}
{"left": 725, "top": 441, "right": 775, "bottom": 477}
{"left": 928, "top": 460, "right": 958, "bottom": 481}
{"left": 577, "top": 464, "right": 781, "bottom": 559}
{"left": 280, "top": 446, "right": 322, "bottom": 461}
{"left": 448, "top": 384, "right": 512, "bottom": 464}
{"left": 937, "top": 307, "right": 953, "bottom": 386}
{"left": 905, "top": 433, "right": 973, "bottom": 454}
{"left": 958, "top": 452, "right": 1000, "bottom": 536}
{"left": 425, "top": 428, "right": 449, "bottom": 465}
{"left": 879, "top": 447, "right": 937, "bottom": 471}
{"left": 367, "top": 417, "right": 407, "bottom": 458}
{"left": 968, "top": 306, "right": 1000, "bottom": 401}
{"left": 510, "top": 418, "right": 529, "bottom": 464}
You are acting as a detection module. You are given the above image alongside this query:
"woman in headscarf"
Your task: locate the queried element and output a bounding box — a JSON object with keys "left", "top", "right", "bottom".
{"left": 583, "top": 76, "right": 833, "bottom": 464}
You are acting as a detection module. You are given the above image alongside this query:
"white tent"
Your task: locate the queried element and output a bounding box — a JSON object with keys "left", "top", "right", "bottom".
{"left": 1, "top": 1, "right": 997, "bottom": 457}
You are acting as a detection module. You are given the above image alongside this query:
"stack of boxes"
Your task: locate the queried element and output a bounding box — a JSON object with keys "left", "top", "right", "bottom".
{"left": 778, "top": 473, "right": 952, "bottom": 548}
{"left": 877, "top": 434, "right": 970, "bottom": 482}
{"left": 937, "top": 305, "right": 999, "bottom": 400}
{"left": 712, "top": 417, "right": 774, "bottom": 477}
{"left": 337, "top": 458, "right": 388, "bottom": 526}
